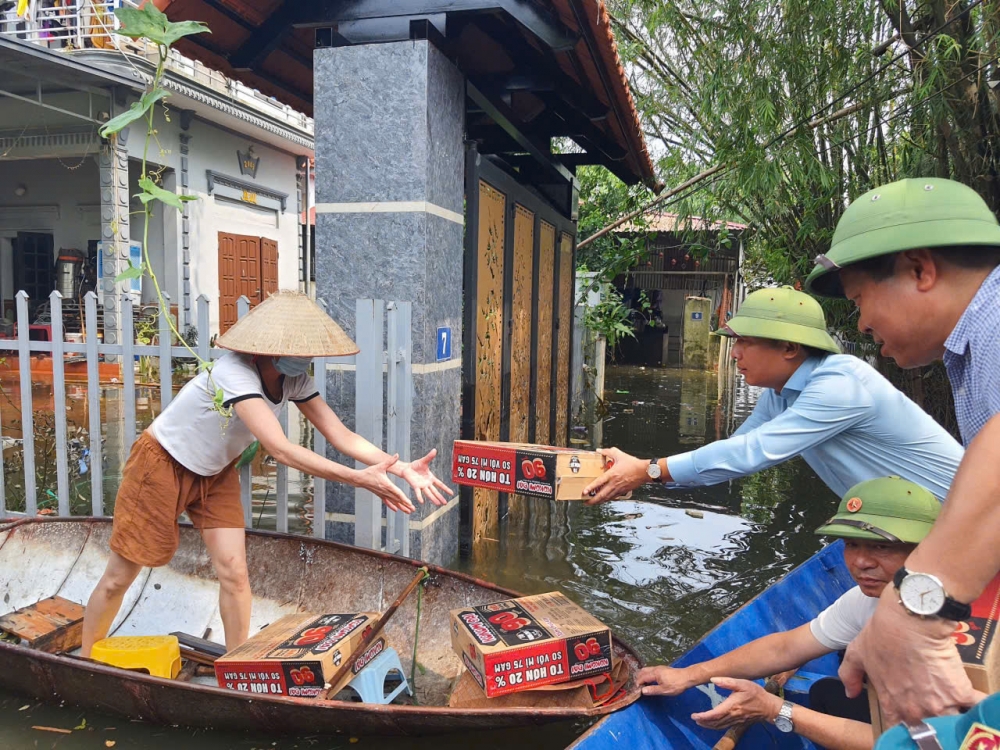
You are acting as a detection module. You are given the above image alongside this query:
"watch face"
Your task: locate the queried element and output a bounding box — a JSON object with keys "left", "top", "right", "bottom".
{"left": 774, "top": 715, "right": 794, "bottom": 733}
{"left": 647, "top": 462, "right": 662, "bottom": 480}
{"left": 899, "top": 572, "right": 947, "bottom": 616}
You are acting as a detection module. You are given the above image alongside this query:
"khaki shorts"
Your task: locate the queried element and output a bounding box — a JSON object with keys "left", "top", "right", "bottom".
{"left": 110, "top": 430, "right": 244, "bottom": 567}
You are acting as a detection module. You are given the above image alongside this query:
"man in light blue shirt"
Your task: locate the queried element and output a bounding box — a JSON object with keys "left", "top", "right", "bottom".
{"left": 584, "top": 286, "right": 963, "bottom": 504}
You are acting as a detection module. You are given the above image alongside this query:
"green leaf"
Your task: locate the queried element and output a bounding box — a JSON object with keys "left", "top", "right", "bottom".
{"left": 74, "top": 718, "right": 87, "bottom": 730}
{"left": 114, "top": 5, "right": 209, "bottom": 47}
{"left": 138, "top": 176, "right": 196, "bottom": 211}
{"left": 115, "top": 262, "right": 145, "bottom": 283}
{"left": 236, "top": 441, "right": 259, "bottom": 470}
{"left": 99, "top": 89, "right": 169, "bottom": 138}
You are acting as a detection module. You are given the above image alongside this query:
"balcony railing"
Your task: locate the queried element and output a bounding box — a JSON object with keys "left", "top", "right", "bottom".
{"left": 0, "top": 0, "right": 314, "bottom": 136}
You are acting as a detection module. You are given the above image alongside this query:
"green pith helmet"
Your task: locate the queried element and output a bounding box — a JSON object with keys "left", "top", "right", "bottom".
{"left": 714, "top": 286, "right": 840, "bottom": 353}
{"left": 815, "top": 476, "right": 941, "bottom": 544}
{"left": 806, "top": 177, "right": 1000, "bottom": 297}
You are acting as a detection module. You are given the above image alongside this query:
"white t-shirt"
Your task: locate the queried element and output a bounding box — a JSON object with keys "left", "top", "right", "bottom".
{"left": 151, "top": 353, "right": 319, "bottom": 476}
{"left": 809, "top": 585, "right": 880, "bottom": 650}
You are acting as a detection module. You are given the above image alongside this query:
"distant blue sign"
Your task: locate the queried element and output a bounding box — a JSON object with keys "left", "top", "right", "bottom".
{"left": 436, "top": 326, "right": 452, "bottom": 362}
{"left": 691, "top": 311, "right": 703, "bottom": 320}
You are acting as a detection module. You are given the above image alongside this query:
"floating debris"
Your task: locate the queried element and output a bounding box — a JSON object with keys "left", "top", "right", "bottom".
{"left": 685, "top": 510, "right": 705, "bottom": 519}
{"left": 32, "top": 726, "right": 72, "bottom": 734}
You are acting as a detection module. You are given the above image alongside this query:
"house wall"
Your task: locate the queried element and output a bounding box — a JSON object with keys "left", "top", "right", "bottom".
{"left": 122, "top": 106, "right": 302, "bottom": 332}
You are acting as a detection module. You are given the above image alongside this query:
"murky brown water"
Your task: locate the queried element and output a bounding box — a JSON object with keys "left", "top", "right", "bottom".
{"left": 0, "top": 366, "right": 835, "bottom": 749}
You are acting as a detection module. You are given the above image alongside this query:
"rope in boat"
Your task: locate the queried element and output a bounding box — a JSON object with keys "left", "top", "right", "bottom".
{"left": 409, "top": 570, "right": 429, "bottom": 705}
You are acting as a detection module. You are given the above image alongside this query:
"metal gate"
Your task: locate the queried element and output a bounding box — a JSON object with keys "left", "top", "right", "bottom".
{"left": 461, "top": 150, "right": 577, "bottom": 552}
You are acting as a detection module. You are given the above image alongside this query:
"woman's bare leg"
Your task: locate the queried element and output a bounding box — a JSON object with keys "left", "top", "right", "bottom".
{"left": 81, "top": 552, "right": 143, "bottom": 657}
{"left": 201, "top": 527, "right": 252, "bottom": 650}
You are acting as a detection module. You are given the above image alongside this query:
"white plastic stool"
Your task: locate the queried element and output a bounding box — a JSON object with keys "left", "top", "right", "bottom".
{"left": 342, "top": 646, "right": 412, "bottom": 704}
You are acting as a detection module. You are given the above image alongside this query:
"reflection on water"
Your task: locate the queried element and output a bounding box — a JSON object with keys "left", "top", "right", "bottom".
{"left": 0, "top": 365, "right": 839, "bottom": 749}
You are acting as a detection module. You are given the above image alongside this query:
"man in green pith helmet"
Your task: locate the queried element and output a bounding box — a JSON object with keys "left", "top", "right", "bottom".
{"left": 805, "top": 178, "right": 1000, "bottom": 727}
{"left": 584, "top": 285, "right": 962, "bottom": 505}
{"left": 637, "top": 476, "right": 941, "bottom": 750}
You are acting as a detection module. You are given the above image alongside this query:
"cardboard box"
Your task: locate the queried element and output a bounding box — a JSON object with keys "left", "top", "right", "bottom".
{"left": 215, "top": 612, "right": 379, "bottom": 699}
{"left": 868, "top": 573, "right": 1000, "bottom": 738}
{"left": 452, "top": 441, "right": 616, "bottom": 501}
{"left": 449, "top": 591, "right": 614, "bottom": 698}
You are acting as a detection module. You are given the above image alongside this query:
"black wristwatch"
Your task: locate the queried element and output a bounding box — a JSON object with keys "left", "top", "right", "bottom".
{"left": 893, "top": 567, "right": 972, "bottom": 621}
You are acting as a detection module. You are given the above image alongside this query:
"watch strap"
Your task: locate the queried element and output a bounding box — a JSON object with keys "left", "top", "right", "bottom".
{"left": 775, "top": 700, "right": 794, "bottom": 732}
{"left": 894, "top": 567, "right": 973, "bottom": 621}
{"left": 905, "top": 721, "right": 944, "bottom": 750}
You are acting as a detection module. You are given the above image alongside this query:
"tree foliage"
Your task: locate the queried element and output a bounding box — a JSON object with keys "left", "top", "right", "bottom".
{"left": 581, "top": 0, "right": 1000, "bottom": 425}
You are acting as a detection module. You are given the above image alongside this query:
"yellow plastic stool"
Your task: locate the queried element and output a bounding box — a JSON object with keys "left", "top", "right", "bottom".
{"left": 90, "top": 635, "right": 182, "bottom": 679}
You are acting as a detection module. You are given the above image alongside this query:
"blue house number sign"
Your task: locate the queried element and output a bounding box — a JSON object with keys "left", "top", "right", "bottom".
{"left": 691, "top": 311, "right": 703, "bottom": 320}
{"left": 437, "top": 327, "right": 452, "bottom": 362}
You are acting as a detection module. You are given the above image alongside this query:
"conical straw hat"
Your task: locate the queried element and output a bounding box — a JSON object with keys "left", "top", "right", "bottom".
{"left": 216, "top": 290, "right": 359, "bottom": 357}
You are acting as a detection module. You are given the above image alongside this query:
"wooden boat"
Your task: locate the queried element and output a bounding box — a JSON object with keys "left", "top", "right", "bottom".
{"left": 0, "top": 517, "right": 642, "bottom": 736}
{"left": 569, "top": 541, "right": 856, "bottom": 750}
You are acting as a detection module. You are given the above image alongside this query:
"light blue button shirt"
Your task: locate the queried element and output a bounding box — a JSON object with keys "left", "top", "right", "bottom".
{"left": 667, "top": 355, "right": 963, "bottom": 500}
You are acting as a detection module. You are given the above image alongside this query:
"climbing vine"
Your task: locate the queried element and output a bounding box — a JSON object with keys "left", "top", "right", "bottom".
{"left": 98, "top": 4, "right": 231, "bottom": 418}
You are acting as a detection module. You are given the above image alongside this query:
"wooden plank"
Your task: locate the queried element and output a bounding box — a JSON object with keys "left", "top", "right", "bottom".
{"left": 473, "top": 180, "right": 506, "bottom": 551}
{"left": 535, "top": 222, "right": 556, "bottom": 445}
{"left": 509, "top": 205, "right": 534, "bottom": 444}
{"left": 0, "top": 596, "right": 85, "bottom": 653}
{"left": 261, "top": 237, "right": 278, "bottom": 297}
{"left": 218, "top": 232, "right": 238, "bottom": 334}
{"left": 555, "top": 232, "right": 574, "bottom": 447}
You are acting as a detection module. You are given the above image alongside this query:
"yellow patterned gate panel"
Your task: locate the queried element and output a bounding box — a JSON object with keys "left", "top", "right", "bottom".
{"left": 509, "top": 204, "right": 535, "bottom": 444}
{"left": 555, "top": 232, "right": 574, "bottom": 446}
{"left": 473, "top": 180, "right": 506, "bottom": 549}
{"left": 535, "top": 221, "right": 556, "bottom": 444}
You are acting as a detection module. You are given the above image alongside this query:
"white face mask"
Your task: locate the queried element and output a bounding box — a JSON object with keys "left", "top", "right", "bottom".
{"left": 273, "top": 357, "right": 311, "bottom": 377}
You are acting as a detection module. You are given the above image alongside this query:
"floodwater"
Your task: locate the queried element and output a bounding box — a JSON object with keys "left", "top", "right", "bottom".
{"left": 0, "top": 365, "right": 836, "bottom": 749}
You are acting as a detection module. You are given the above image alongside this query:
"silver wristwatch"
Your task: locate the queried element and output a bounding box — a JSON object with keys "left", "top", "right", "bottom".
{"left": 774, "top": 700, "right": 794, "bottom": 733}
{"left": 646, "top": 458, "right": 662, "bottom": 482}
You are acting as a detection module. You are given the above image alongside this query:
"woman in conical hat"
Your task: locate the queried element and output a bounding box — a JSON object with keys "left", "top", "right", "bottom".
{"left": 81, "top": 291, "right": 451, "bottom": 656}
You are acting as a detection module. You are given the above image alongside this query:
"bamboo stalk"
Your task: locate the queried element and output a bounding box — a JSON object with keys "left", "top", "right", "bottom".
{"left": 321, "top": 567, "right": 429, "bottom": 701}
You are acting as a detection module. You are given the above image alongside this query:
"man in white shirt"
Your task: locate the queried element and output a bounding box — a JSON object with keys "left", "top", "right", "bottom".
{"left": 636, "top": 476, "right": 941, "bottom": 750}
{"left": 81, "top": 291, "right": 452, "bottom": 656}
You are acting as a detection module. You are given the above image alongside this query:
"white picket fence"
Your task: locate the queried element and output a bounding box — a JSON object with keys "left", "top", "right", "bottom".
{"left": 0, "top": 290, "right": 413, "bottom": 555}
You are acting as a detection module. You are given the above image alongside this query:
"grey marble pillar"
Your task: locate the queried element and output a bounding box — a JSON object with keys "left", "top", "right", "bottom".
{"left": 314, "top": 41, "right": 464, "bottom": 565}
{"left": 99, "top": 134, "right": 130, "bottom": 361}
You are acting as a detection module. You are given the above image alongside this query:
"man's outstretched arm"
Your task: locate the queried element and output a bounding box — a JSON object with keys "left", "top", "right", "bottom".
{"left": 638, "top": 624, "right": 829, "bottom": 696}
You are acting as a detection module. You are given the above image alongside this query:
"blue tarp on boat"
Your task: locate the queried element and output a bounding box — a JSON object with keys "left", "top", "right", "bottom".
{"left": 570, "top": 541, "right": 856, "bottom": 750}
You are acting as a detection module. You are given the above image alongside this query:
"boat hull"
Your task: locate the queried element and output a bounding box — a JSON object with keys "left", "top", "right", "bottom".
{"left": 0, "top": 517, "right": 642, "bottom": 736}
{"left": 569, "top": 541, "right": 856, "bottom": 749}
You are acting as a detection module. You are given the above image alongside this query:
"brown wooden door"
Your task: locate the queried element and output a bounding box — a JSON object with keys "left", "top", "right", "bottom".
{"left": 237, "top": 235, "right": 261, "bottom": 306}
{"left": 219, "top": 232, "right": 269, "bottom": 334}
{"left": 261, "top": 238, "right": 278, "bottom": 298}
{"left": 218, "top": 232, "right": 239, "bottom": 333}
